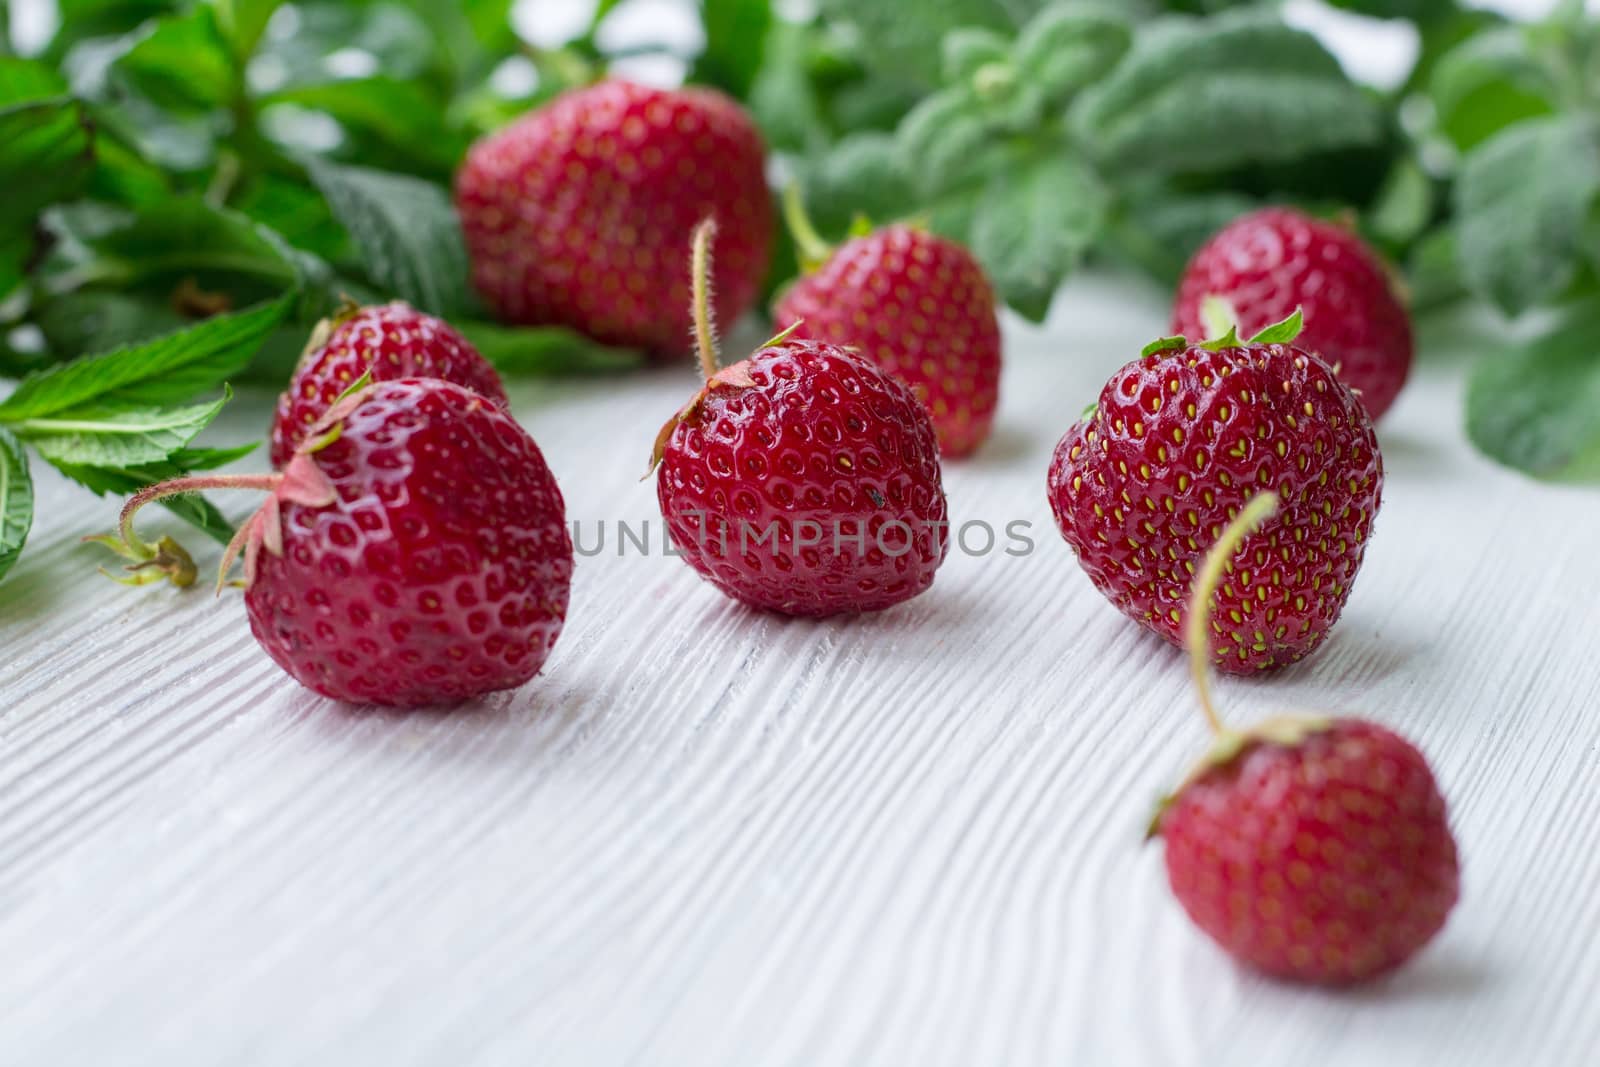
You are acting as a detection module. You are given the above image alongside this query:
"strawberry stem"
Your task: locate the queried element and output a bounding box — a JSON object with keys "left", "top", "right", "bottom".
{"left": 87, "top": 472, "right": 285, "bottom": 590}
{"left": 1187, "top": 491, "right": 1280, "bottom": 735}
{"left": 781, "top": 184, "right": 836, "bottom": 273}
{"left": 690, "top": 217, "right": 720, "bottom": 381}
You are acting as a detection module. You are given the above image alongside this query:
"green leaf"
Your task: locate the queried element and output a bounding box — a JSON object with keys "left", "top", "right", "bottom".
{"left": 692, "top": 0, "right": 772, "bottom": 99}
{"left": 210, "top": 0, "right": 283, "bottom": 60}
{"left": 40, "top": 196, "right": 326, "bottom": 312}
{"left": 1429, "top": 26, "right": 1560, "bottom": 153}
{"left": 0, "top": 98, "right": 94, "bottom": 228}
{"left": 456, "top": 321, "right": 642, "bottom": 376}
{"left": 1247, "top": 309, "right": 1304, "bottom": 345}
{"left": 895, "top": 88, "right": 993, "bottom": 196}
{"left": 746, "top": 20, "right": 827, "bottom": 153}
{"left": 1466, "top": 300, "right": 1600, "bottom": 481}
{"left": 44, "top": 1, "right": 183, "bottom": 61}
{"left": 1455, "top": 116, "right": 1600, "bottom": 316}
{"left": 1073, "top": 12, "right": 1385, "bottom": 173}
{"left": 230, "top": 173, "right": 350, "bottom": 263}
{"left": 0, "top": 58, "right": 69, "bottom": 104}
{"left": 251, "top": 1, "right": 437, "bottom": 91}
{"left": 112, "top": 7, "right": 236, "bottom": 112}
{"left": 1367, "top": 158, "right": 1435, "bottom": 248}
{"left": 306, "top": 157, "right": 472, "bottom": 316}
{"left": 261, "top": 77, "right": 466, "bottom": 178}
{"left": 1011, "top": 3, "right": 1131, "bottom": 111}
{"left": 12, "top": 389, "right": 232, "bottom": 467}
{"left": 798, "top": 132, "right": 916, "bottom": 236}
{"left": 816, "top": 0, "right": 1042, "bottom": 86}
{"left": 970, "top": 153, "right": 1106, "bottom": 322}
{"left": 400, "top": 0, "right": 518, "bottom": 82}
{"left": 0, "top": 296, "right": 290, "bottom": 419}
{"left": 1104, "top": 187, "right": 1255, "bottom": 285}
{"left": 0, "top": 428, "right": 34, "bottom": 583}
{"left": 942, "top": 28, "right": 1012, "bottom": 85}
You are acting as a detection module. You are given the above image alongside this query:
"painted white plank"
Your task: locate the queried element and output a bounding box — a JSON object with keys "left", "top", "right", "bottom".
{"left": 1, "top": 274, "right": 1597, "bottom": 1066}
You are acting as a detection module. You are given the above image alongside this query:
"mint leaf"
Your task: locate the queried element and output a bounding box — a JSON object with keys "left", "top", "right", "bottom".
{"left": 0, "top": 296, "right": 290, "bottom": 419}
{"left": 112, "top": 7, "right": 236, "bottom": 112}
{"left": 39, "top": 197, "right": 327, "bottom": 309}
{"left": 816, "top": 0, "right": 1039, "bottom": 86}
{"left": 942, "top": 28, "right": 1011, "bottom": 85}
{"left": 262, "top": 77, "right": 466, "bottom": 179}
{"left": 970, "top": 153, "right": 1106, "bottom": 322}
{"left": 0, "top": 96, "right": 93, "bottom": 231}
{"left": 456, "top": 321, "right": 642, "bottom": 376}
{"left": 307, "top": 158, "right": 472, "bottom": 316}
{"left": 1429, "top": 26, "right": 1560, "bottom": 153}
{"left": 1073, "top": 12, "right": 1385, "bottom": 173}
{"left": 1466, "top": 300, "right": 1600, "bottom": 481}
{"left": 11, "top": 390, "right": 232, "bottom": 467}
{"left": 896, "top": 88, "right": 993, "bottom": 196}
{"left": 1012, "top": 3, "right": 1130, "bottom": 111}
{"left": 1455, "top": 116, "right": 1600, "bottom": 316}
{"left": 0, "top": 428, "right": 34, "bottom": 583}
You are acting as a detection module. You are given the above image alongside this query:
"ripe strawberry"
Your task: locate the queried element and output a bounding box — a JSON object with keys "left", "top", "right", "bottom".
{"left": 652, "top": 221, "right": 948, "bottom": 615}
{"left": 1047, "top": 313, "right": 1382, "bottom": 674}
{"left": 1172, "top": 207, "right": 1413, "bottom": 419}
{"left": 1152, "top": 494, "right": 1459, "bottom": 984}
{"left": 268, "top": 301, "right": 506, "bottom": 468}
{"left": 774, "top": 193, "right": 1002, "bottom": 457}
{"left": 97, "top": 379, "right": 573, "bottom": 708}
{"left": 455, "top": 80, "right": 773, "bottom": 358}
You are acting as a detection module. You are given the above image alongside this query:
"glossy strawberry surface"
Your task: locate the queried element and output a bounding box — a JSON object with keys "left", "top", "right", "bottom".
{"left": 1159, "top": 718, "right": 1459, "bottom": 984}
{"left": 249, "top": 379, "right": 572, "bottom": 707}
{"left": 1173, "top": 208, "right": 1413, "bottom": 419}
{"left": 775, "top": 225, "right": 1002, "bottom": 456}
{"left": 656, "top": 339, "right": 948, "bottom": 615}
{"left": 269, "top": 302, "right": 506, "bottom": 468}
{"left": 1047, "top": 339, "right": 1382, "bottom": 673}
{"left": 456, "top": 80, "right": 773, "bottom": 357}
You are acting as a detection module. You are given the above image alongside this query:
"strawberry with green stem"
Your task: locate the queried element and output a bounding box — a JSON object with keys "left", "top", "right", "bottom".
{"left": 653, "top": 220, "right": 949, "bottom": 616}
{"left": 92, "top": 376, "right": 574, "bottom": 708}
{"left": 1153, "top": 492, "right": 1460, "bottom": 984}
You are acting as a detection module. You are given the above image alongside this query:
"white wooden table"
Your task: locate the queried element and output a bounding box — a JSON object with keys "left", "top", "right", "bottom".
{"left": 2, "top": 272, "right": 1597, "bottom": 1065}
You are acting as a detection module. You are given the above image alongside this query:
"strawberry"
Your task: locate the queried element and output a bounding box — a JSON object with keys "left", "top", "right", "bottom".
{"left": 774, "top": 191, "right": 1002, "bottom": 457}
{"left": 1172, "top": 207, "right": 1413, "bottom": 419}
{"left": 95, "top": 379, "right": 573, "bottom": 708}
{"left": 268, "top": 301, "right": 506, "bottom": 468}
{"left": 455, "top": 80, "right": 773, "bottom": 358}
{"left": 652, "top": 221, "right": 948, "bottom": 616}
{"left": 1152, "top": 494, "right": 1459, "bottom": 984}
{"left": 1046, "top": 312, "right": 1382, "bottom": 674}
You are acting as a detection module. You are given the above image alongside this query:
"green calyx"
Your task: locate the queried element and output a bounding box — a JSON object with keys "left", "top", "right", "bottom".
{"left": 1144, "top": 305, "right": 1307, "bottom": 359}
{"left": 1147, "top": 714, "right": 1336, "bottom": 838}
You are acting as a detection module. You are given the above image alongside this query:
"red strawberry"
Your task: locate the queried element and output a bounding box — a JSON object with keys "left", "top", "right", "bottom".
{"left": 1047, "top": 313, "right": 1382, "bottom": 674}
{"left": 1173, "top": 207, "right": 1413, "bottom": 419}
{"left": 652, "top": 221, "right": 948, "bottom": 615}
{"left": 1153, "top": 494, "right": 1459, "bottom": 984}
{"left": 774, "top": 193, "right": 1002, "bottom": 457}
{"left": 455, "top": 80, "right": 773, "bottom": 358}
{"left": 97, "top": 379, "right": 573, "bottom": 708}
{"left": 269, "top": 301, "right": 506, "bottom": 468}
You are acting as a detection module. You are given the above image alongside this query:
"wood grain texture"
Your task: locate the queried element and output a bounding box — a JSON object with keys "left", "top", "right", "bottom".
{"left": 1, "top": 274, "right": 1598, "bottom": 1066}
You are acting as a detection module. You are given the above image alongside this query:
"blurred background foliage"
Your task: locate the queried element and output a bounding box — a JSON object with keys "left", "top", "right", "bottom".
{"left": 0, "top": 0, "right": 1596, "bottom": 481}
